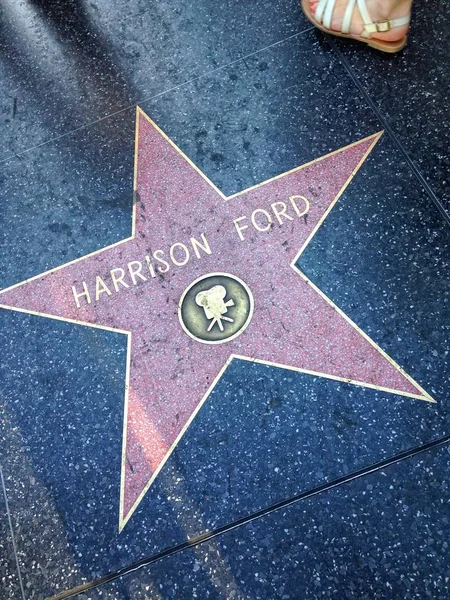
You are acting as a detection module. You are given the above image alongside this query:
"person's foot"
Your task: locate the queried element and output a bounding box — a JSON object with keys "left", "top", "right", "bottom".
{"left": 309, "top": 0, "right": 412, "bottom": 42}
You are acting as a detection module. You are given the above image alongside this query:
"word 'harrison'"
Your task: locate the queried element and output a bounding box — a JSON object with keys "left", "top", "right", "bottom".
{"left": 71, "top": 195, "right": 310, "bottom": 307}
{"left": 72, "top": 234, "right": 211, "bottom": 308}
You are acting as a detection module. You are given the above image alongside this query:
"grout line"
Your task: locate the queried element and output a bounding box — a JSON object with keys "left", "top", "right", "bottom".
{"left": 0, "top": 466, "right": 26, "bottom": 600}
{"left": 47, "top": 433, "right": 450, "bottom": 600}
{"left": 330, "top": 38, "right": 450, "bottom": 227}
{"left": 0, "top": 27, "right": 315, "bottom": 165}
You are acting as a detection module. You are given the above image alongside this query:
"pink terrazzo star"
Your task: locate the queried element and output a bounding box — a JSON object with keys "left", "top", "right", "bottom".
{"left": 0, "top": 108, "right": 432, "bottom": 530}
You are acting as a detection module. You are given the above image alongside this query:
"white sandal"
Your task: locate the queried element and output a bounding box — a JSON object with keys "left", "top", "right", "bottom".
{"left": 301, "top": 0, "right": 410, "bottom": 53}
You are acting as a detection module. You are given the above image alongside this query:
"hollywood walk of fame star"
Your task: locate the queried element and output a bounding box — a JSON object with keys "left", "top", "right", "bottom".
{"left": 0, "top": 107, "right": 433, "bottom": 531}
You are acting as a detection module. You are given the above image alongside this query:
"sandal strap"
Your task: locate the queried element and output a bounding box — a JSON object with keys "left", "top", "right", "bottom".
{"left": 314, "top": 0, "right": 410, "bottom": 37}
{"left": 342, "top": 0, "right": 357, "bottom": 33}
{"left": 315, "top": 0, "right": 333, "bottom": 27}
{"left": 361, "top": 14, "right": 411, "bottom": 38}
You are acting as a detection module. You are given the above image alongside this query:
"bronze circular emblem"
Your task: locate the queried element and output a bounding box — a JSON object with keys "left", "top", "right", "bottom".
{"left": 178, "top": 273, "right": 254, "bottom": 344}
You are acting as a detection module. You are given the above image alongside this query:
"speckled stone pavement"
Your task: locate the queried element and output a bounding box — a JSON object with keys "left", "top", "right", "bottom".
{"left": 0, "top": 1, "right": 449, "bottom": 599}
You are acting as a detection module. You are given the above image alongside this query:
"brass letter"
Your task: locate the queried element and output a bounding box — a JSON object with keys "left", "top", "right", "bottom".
{"left": 271, "top": 201, "right": 294, "bottom": 225}
{"left": 251, "top": 209, "right": 272, "bottom": 232}
{"left": 190, "top": 233, "right": 212, "bottom": 259}
{"left": 72, "top": 282, "right": 91, "bottom": 308}
{"left": 170, "top": 242, "right": 190, "bottom": 267}
{"left": 128, "top": 261, "right": 147, "bottom": 285}
{"left": 145, "top": 255, "right": 156, "bottom": 278}
{"left": 233, "top": 216, "right": 249, "bottom": 241}
{"left": 289, "top": 195, "right": 310, "bottom": 218}
{"left": 95, "top": 276, "right": 112, "bottom": 301}
{"left": 110, "top": 268, "right": 130, "bottom": 292}
{"left": 153, "top": 250, "right": 170, "bottom": 274}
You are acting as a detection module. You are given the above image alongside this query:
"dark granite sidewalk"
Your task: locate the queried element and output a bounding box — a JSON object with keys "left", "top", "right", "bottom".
{"left": 0, "top": 1, "right": 449, "bottom": 598}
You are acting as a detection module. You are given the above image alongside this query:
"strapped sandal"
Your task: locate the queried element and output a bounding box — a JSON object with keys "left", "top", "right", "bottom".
{"left": 301, "top": 0, "right": 410, "bottom": 53}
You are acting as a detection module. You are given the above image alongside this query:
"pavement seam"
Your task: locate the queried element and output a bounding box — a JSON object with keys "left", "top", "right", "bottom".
{"left": 329, "top": 38, "right": 450, "bottom": 226}
{"left": 0, "top": 27, "right": 315, "bottom": 165}
{"left": 47, "top": 433, "right": 450, "bottom": 600}
{"left": 0, "top": 466, "right": 26, "bottom": 600}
